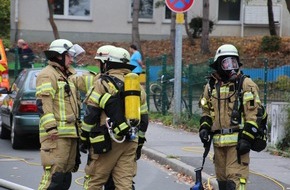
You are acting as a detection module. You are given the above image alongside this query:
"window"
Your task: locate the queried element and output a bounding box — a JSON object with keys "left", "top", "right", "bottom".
{"left": 165, "top": 6, "right": 171, "bottom": 20}
{"left": 218, "top": 0, "right": 241, "bottom": 22}
{"left": 54, "top": 0, "right": 91, "bottom": 20}
{"left": 131, "top": 0, "right": 154, "bottom": 20}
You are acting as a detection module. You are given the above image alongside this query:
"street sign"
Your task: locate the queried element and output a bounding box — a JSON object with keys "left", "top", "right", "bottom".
{"left": 165, "top": 0, "right": 194, "bottom": 13}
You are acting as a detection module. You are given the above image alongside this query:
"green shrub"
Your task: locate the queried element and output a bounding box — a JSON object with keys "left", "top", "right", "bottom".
{"left": 2, "top": 38, "right": 11, "bottom": 48}
{"left": 276, "top": 75, "right": 290, "bottom": 91}
{"left": 149, "top": 111, "right": 200, "bottom": 132}
{"left": 260, "top": 35, "right": 281, "bottom": 52}
{"left": 188, "top": 17, "right": 214, "bottom": 38}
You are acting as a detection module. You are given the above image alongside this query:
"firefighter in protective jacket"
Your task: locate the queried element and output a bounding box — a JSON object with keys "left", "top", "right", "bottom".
{"left": 199, "top": 44, "right": 266, "bottom": 190}
{"left": 36, "top": 39, "right": 91, "bottom": 190}
{"left": 81, "top": 46, "right": 148, "bottom": 190}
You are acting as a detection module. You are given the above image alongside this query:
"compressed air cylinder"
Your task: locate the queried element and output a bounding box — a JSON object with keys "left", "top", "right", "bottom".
{"left": 124, "top": 73, "right": 141, "bottom": 127}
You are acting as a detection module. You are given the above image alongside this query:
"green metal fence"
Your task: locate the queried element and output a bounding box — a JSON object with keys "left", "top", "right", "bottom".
{"left": 8, "top": 50, "right": 290, "bottom": 117}
{"left": 145, "top": 54, "right": 290, "bottom": 117}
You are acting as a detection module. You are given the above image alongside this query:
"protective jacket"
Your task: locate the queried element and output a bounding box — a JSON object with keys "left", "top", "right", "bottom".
{"left": 36, "top": 61, "right": 81, "bottom": 142}
{"left": 200, "top": 72, "right": 262, "bottom": 147}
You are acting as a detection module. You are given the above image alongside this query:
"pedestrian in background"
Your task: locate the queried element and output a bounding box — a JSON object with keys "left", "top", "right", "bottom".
{"left": 16, "top": 39, "right": 35, "bottom": 69}
{"left": 129, "top": 44, "right": 144, "bottom": 75}
{"left": 198, "top": 44, "right": 267, "bottom": 190}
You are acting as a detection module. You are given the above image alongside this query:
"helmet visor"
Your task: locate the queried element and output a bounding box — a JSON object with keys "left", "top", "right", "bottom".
{"left": 221, "top": 57, "right": 239, "bottom": 70}
{"left": 69, "top": 44, "right": 86, "bottom": 64}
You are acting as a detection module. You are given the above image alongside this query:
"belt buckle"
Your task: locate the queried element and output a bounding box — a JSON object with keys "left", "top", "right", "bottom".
{"left": 221, "top": 128, "right": 232, "bottom": 134}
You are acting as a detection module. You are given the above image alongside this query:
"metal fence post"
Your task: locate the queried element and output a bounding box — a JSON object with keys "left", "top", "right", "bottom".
{"left": 161, "top": 55, "right": 167, "bottom": 115}
{"left": 145, "top": 57, "right": 150, "bottom": 111}
{"left": 263, "top": 58, "right": 268, "bottom": 107}
{"left": 188, "top": 64, "right": 193, "bottom": 114}
{"left": 14, "top": 48, "right": 19, "bottom": 78}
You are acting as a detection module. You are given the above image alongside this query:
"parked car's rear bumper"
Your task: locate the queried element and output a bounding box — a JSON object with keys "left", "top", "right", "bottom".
{"left": 14, "top": 115, "right": 39, "bottom": 136}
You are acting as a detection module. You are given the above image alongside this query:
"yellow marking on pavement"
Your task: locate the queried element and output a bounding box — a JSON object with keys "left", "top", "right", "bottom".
{"left": 181, "top": 146, "right": 285, "bottom": 190}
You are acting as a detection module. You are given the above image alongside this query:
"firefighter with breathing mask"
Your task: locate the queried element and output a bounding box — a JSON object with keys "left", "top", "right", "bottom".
{"left": 198, "top": 44, "right": 266, "bottom": 190}
{"left": 81, "top": 46, "right": 148, "bottom": 190}
{"left": 36, "top": 39, "right": 89, "bottom": 190}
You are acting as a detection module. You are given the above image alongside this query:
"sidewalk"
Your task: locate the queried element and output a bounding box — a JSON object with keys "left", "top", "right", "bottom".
{"left": 143, "top": 122, "right": 290, "bottom": 190}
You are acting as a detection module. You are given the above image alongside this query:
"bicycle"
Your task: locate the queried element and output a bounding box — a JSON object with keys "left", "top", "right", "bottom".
{"left": 150, "top": 75, "right": 191, "bottom": 119}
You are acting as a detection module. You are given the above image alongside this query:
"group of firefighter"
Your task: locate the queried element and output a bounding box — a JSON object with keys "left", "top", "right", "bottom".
{"left": 35, "top": 39, "right": 267, "bottom": 190}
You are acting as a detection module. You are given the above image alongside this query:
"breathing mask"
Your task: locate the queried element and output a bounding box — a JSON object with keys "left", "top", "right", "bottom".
{"left": 219, "top": 56, "right": 239, "bottom": 82}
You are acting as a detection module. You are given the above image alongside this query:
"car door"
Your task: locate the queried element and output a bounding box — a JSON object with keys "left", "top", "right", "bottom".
{"left": 1, "top": 71, "right": 26, "bottom": 129}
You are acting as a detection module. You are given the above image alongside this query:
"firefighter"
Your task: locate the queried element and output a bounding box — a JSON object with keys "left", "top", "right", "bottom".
{"left": 198, "top": 44, "right": 263, "bottom": 190}
{"left": 36, "top": 39, "right": 84, "bottom": 190}
{"left": 81, "top": 46, "right": 148, "bottom": 190}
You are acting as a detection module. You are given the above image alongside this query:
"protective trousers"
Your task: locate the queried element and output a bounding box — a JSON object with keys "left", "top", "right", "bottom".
{"left": 38, "top": 138, "right": 77, "bottom": 190}
{"left": 214, "top": 145, "right": 249, "bottom": 190}
{"left": 84, "top": 140, "right": 138, "bottom": 190}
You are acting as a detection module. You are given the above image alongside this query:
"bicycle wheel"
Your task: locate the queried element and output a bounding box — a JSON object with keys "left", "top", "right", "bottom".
{"left": 149, "top": 83, "right": 160, "bottom": 95}
{"left": 181, "top": 98, "right": 192, "bottom": 119}
{"left": 170, "top": 97, "right": 191, "bottom": 119}
{"left": 152, "top": 85, "right": 162, "bottom": 112}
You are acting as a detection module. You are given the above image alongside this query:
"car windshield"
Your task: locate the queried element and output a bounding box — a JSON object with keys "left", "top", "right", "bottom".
{"left": 30, "top": 71, "right": 40, "bottom": 90}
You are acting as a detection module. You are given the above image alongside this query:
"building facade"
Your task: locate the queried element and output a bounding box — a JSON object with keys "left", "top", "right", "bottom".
{"left": 10, "top": 0, "right": 289, "bottom": 43}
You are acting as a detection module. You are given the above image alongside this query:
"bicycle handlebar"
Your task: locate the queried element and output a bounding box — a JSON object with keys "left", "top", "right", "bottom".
{"left": 160, "top": 75, "right": 174, "bottom": 84}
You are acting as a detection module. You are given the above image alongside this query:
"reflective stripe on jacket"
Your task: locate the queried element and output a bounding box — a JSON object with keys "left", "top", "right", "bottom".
{"left": 36, "top": 62, "right": 79, "bottom": 142}
{"left": 200, "top": 75, "right": 261, "bottom": 146}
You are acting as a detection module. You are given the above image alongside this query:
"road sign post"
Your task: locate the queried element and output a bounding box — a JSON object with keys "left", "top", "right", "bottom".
{"left": 165, "top": 0, "right": 194, "bottom": 124}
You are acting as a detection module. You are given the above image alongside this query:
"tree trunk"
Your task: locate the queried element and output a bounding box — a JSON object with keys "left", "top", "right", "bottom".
{"left": 286, "top": 0, "right": 290, "bottom": 14}
{"left": 201, "top": 0, "right": 210, "bottom": 54}
{"left": 184, "top": 12, "right": 194, "bottom": 45}
{"left": 268, "top": 0, "right": 277, "bottom": 36}
{"left": 170, "top": 11, "right": 176, "bottom": 62}
{"left": 47, "top": 0, "right": 60, "bottom": 39}
{"left": 132, "top": 0, "right": 142, "bottom": 54}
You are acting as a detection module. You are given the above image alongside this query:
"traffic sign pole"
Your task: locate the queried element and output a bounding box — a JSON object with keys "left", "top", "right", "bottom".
{"left": 173, "top": 13, "right": 184, "bottom": 125}
{"left": 165, "top": 0, "right": 194, "bottom": 124}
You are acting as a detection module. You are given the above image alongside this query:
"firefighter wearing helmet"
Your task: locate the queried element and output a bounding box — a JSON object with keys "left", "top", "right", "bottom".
{"left": 81, "top": 46, "right": 148, "bottom": 190}
{"left": 198, "top": 44, "right": 265, "bottom": 190}
{"left": 36, "top": 39, "right": 91, "bottom": 189}
{"left": 94, "top": 45, "right": 116, "bottom": 73}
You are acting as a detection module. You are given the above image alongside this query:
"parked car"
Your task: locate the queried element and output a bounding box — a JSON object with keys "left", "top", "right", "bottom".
{"left": 0, "top": 68, "right": 91, "bottom": 149}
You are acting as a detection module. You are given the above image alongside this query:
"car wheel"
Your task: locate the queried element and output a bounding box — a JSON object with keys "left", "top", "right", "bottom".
{"left": 0, "top": 123, "right": 10, "bottom": 139}
{"left": 11, "top": 121, "right": 22, "bottom": 149}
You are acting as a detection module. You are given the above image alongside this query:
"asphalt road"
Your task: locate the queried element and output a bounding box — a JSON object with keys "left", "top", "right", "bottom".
{"left": 0, "top": 137, "right": 191, "bottom": 190}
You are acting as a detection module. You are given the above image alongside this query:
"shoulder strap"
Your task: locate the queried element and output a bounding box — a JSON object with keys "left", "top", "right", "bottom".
{"left": 100, "top": 74, "right": 124, "bottom": 92}
{"left": 208, "top": 77, "right": 216, "bottom": 98}
{"left": 235, "top": 75, "right": 249, "bottom": 118}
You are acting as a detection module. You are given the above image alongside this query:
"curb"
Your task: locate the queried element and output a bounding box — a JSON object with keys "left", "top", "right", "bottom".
{"left": 0, "top": 179, "right": 34, "bottom": 190}
{"left": 142, "top": 146, "right": 218, "bottom": 189}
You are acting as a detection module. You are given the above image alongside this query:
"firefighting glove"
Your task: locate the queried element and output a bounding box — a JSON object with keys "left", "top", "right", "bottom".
{"left": 199, "top": 129, "right": 210, "bottom": 144}
{"left": 240, "top": 122, "right": 259, "bottom": 144}
{"left": 100, "top": 93, "right": 130, "bottom": 136}
{"left": 236, "top": 139, "right": 251, "bottom": 155}
{"left": 199, "top": 116, "right": 212, "bottom": 144}
{"left": 136, "top": 136, "right": 146, "bottom": 160}
{"left": 80, "top": 130, "right": 90, "bottom": 154}
{"left": 72, "top": 164, "right": 79, "bottom": 173}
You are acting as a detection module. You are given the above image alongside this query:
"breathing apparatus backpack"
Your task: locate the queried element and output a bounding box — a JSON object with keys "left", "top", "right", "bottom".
{"left": 101, "top": 73, "right": 141, "bottom": 141}
{"left": 207, "top": 74, "right": 268, "bottom": 152}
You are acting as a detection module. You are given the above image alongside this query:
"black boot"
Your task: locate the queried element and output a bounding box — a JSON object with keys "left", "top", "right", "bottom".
{"left": 226, "top": 180, "right": 236, "bottom": 190}
{"left": 217, "top": 180, "right": 227, "bottom": 190}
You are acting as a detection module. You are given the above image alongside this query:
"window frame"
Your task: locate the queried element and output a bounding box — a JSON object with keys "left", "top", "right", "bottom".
{"left": 129, "top": 0, "right": 155, "bottom": 23}
{"left": 53, "top": 0, "right": 92, "bottom": 21}
{"left": 216, "top": 0, "right": 242, "bottom": 25}
{"left": 162, "top": 5, "right": 172, "bottom": 23}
